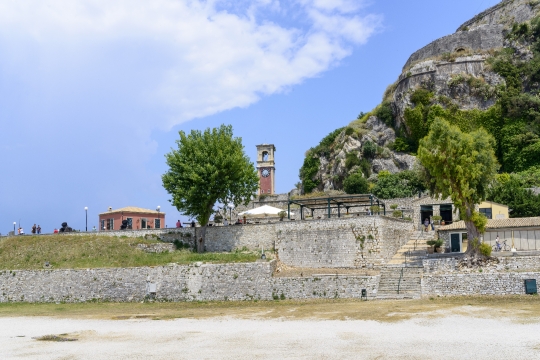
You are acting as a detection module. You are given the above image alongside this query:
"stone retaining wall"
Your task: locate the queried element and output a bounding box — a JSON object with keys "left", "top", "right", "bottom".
{"left": 0, "top": 261, "right": 379, "bottom": 303}
{"left": 275, "top": 217, "right": 413, "bottom": 269}
{"left": 422, "top": 272, "right": 540, "bottom": 297}
{"left": 423, "top": 256, "right": 540, "bottom": 274}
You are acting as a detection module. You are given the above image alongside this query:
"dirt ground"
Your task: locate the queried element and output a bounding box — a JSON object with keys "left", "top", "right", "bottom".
{"left": 1, "top": 297, "right": 540, "bottom": 359}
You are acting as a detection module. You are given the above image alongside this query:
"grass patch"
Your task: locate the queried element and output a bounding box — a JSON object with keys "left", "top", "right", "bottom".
{"left": 0, "top": 235, "right": 259, "bottom": 270}
{"left": 1, "top": 296, "right": 540, "bottom": 322}
{"left": 33, "top": 334, "right": 78, "bottom": 342}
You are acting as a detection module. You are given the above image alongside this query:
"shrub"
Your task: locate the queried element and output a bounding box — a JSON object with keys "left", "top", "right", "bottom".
{"left": 362, "top": 141, "right": 377, "bottom": 159}
{"left": 345, "top": 152, "right": 361, "bottom": 170}
{"left": 343, "top": 173, "right": 369, "bottom": 194}
{"left": 390, "top": 204, "right": 398, "bottom": 210}
{"left": 345, "top": 127, "right": 354, "bottom": 136}
{"left": 392, "top": 210, "right": 403, "bottom": 218}
{"left": 479, "top": 242, "right": 492, "bottom": 257}
{"left": 359, "top": 158, "right": 371, "bottom": 178}
{"left": 375, "top": 101, "right": 394, "bottom": 127}
{"left": 426, "top": 239, "right": 444, "bottom": 248}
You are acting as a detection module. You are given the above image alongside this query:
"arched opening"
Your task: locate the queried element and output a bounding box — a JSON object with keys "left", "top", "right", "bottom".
{"left": 262, "top": 151, "right": 269, "bottom": 161}
{"left": 455, "top": 47, "right": 466, "bottom": 53}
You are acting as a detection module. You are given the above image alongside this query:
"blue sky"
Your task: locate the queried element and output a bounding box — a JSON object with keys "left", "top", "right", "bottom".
{"left": 0, "top": 0, "right": 500, "bottom": 233}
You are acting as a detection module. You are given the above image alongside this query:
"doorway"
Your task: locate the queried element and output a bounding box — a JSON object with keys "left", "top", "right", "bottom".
{"left": 420, "top": 205, "right": 433, "bottom": 226}
{"left": 451, "top": 233, "right": 461, "bottom": 252}
{"left": 440, "top": 205, "right": 453, "bottom": 224}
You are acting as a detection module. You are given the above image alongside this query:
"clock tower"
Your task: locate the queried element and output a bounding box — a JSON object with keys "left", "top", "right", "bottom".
{"left": 256, "top": 144, "right": 275, "bottom": 194}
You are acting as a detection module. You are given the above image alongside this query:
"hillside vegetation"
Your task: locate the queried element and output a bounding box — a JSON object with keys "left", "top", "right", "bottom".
{"left": 298, "top": 2, "right": 540, "bottom": 219}
{"left": 0, "top": 235, "right": 258, "bottom": 270}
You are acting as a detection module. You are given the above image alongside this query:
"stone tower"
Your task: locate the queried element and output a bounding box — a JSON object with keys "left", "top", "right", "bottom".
{"left": 256, "top": 144, "right": 276, "bottom": 194}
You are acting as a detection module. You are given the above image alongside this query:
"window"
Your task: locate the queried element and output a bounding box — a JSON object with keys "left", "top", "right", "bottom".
{"left": 141, "top": 218, "right": 147, "bottom": 229}
{"left": 127, "top": 218, "right": 133, "bottom": 229}
{"left": 101, "top": 220, "right": 105, "bottom": 230}
{"left": 262, "top": 151, "right": 269, "bottom": 161}
{"left": 107, "top": 219, "right": 114, "bottom": 230}
{"left": 155, "top": 218, "right": 161, "bottom": 229}
{"left": 479, "top": 208, "right": 492, "bottom": 219}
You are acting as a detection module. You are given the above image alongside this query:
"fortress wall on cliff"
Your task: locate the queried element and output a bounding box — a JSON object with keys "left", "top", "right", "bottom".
{"left": 403, "top": 25, "right": 504, "bottom": 71}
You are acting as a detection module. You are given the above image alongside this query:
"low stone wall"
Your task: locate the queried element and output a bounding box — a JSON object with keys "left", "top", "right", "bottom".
{"left": 422, "top": 272, "right": 540, "bottom": 297}
{"left": 423, "top": 256, "right": 540, "bottom": 274}
{"left": 0, "top": 261, "right": 379, "bottom": 303}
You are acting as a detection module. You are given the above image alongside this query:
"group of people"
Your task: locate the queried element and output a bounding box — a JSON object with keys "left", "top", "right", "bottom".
{"left": 175, "top": 220, "right": 197, "bottom": 228}
{"left": 15, "top": 224, "right": 42, "bottom": 235}
{"left": 424, "top": 218, "right": 435, "bottom": 231}
{"left": 31, "top": 224, "right": 42, "bottom": 234}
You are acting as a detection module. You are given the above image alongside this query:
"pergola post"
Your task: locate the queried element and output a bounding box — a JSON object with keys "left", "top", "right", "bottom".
{"left": 311, "top": 209, "right": 314, "bottom": 218}
{"left": 377, "top": 199, "right": 380, "bottom": 215}
{"left": 338, "top": 204, "right": 341, "bottom": 218}
{"left": 370, "top": 196, "right": 373, "bottom": 214}
{"left": 327, "top": 199, "right": 331, "bottom": 219}
{"left": 301, "top": 205, "right": 304, "bottom": 220}
{"left": 288, "top": 202, "right": 290, "bottom": 220}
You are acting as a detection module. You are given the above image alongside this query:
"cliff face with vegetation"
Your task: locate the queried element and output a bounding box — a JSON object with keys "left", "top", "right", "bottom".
{"left": 299, "top": 0, "right": 540, "bottom": 199}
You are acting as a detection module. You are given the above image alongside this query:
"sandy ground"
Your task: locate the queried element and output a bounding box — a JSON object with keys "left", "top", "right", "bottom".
{"left": 2, "top": 310, "right": 540, "bottom": 359}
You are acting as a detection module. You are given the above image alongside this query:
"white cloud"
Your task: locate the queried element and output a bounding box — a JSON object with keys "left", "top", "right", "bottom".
{"left": 0, "top": 0, "right": 381, "bottom": 128}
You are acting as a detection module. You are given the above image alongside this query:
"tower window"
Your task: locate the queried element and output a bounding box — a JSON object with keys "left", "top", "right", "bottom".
{"left": 262, "top": 151, "right": 269, "bottom": 161}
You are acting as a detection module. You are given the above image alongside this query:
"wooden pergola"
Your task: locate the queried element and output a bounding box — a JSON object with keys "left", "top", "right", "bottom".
{"left": 287, "top": 194, "right": 386, "bottom": 220}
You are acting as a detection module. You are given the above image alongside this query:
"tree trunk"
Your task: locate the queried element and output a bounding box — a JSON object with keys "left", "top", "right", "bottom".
{"left": 197, "top": 225, "right": 207, "bottom": 253}
{"left": 464, "top": 219, "right": 481, "bottom": 255}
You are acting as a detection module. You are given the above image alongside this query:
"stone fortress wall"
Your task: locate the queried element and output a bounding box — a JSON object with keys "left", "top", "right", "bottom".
{"left": 457, "top": 0, "right": 538, "bottom": 32}
{"left": 402, "top": 25, "right": 504, "bottom": 71}
{"left": 3, "top": 255, "right": 540, "bottom": 303}
{"left": 0, "top": 261, "right": 380, "bottom": 303}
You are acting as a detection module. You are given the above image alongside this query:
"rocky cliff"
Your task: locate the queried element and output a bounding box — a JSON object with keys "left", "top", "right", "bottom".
{"left": 299, "top": 0, "right": 540, "bottom": 194}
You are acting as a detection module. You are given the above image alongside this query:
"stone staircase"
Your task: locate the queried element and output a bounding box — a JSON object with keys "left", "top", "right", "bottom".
{"left": 376, "top": 265, "right": 423, "bottom": 299}
{"left": 387, "top": 230, "right": 436, "bottom": 266}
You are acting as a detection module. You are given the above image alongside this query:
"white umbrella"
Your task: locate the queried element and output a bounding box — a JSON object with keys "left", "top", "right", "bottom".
{"left": 238, "top": 205, "right": 293, "bottom": 218}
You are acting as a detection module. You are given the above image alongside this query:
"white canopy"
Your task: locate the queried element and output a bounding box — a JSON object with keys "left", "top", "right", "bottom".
{"left": 238, "top": 205, "right": 293, "bottom": 218}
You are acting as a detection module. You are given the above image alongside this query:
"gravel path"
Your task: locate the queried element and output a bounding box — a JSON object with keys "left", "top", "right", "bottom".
{"left": 1, "top": 314, "right": 539, "bottom": 359}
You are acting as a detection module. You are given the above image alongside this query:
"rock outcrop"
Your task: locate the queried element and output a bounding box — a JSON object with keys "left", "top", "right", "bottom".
{"left": 299, "top": 0, "right": 540, "bottom": 193}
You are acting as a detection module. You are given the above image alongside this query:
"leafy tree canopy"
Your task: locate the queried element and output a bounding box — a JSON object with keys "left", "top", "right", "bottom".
{"left": 418, "top": 118, "right": 499, "bottom": 245}
{"left": 162, "top": 125, "right": 258, "bottom": 251}
{"left": 343, "top": 172, "right": 369, "bottom": 194}
{"left": 488, "top": 176, "right": 540, "bottom": 218}
{"left": 372, "top": 170, "right": 426, "bottom": 199}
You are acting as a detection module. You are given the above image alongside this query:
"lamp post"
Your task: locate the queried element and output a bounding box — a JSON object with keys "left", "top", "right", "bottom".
{"left": 84, "top": 207, "right": 88, "bottom": 232}
{"left": 227, "top": 204, "right": 234, "bottom": 223}
{"left": 13, "top": 222, "right": 16, "bottom": 234}
{"left": 157, "top": 206, "right": 160, "bottom": 229}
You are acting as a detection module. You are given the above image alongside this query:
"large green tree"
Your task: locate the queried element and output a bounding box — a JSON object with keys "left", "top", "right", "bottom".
{"left": 162, "top": 125, "right": 259, "bottom": 252}
{"left": 418, "top": 118, "right": 499, "bottom": 252}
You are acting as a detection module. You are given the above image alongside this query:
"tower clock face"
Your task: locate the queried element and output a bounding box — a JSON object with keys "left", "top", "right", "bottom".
{"left": 261, "top": 169, "right": 270, "bottom": 177}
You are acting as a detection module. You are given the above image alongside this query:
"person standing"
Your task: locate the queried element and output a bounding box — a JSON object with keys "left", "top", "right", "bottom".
{"left": 53, "top": 228, "right": 59, "bottom": 234}
{"left": 176, "top": 220, "right": 181, "bottom": 228}
{"left": 424, "top": 218, "right": 430, "bottom": 232}
{"left": 19, "top": 227, "right": 25, "bottom": 235}
{"left": 31, "top": 224, "right": 37, "bottom": 234}
{"left": 37, "top": 225, "right": 41, "bottom": 234}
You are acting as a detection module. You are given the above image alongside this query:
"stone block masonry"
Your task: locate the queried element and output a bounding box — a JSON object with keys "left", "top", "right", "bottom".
{"left": 422, "top": 272, "right": 540, "bottom": 297}
{"left": 0, "top": 261, "right": 379, "bottom": 303}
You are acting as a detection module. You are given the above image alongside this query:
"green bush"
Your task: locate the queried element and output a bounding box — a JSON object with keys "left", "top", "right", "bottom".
{"left": 410, "top": 88, "right": 433, "bottom": 106}
{"left": 345, "top": 152, "right": 361, "bottom": 170}
{"left": 479, "top": 242, "right": 492, "bottom": 257}
{"left": 362, "top": 141, "right": 377, "bottom": 159}
{"left": 345, "top": 127, "right": 354, "bottom": 136}
{"left": 359, "top": 158, "right": 371, "bottom": 178}
{"left": 343, "top": 172, "right": 369, "bottom": 194}
{"left": 375, "top": 101, "right": 395, "bottom": 127}
{"left": 392, "top": 210, "right": 403, "bottom": 218}
{"left": 390, "top": 204, "right": 398, "bottom": 210}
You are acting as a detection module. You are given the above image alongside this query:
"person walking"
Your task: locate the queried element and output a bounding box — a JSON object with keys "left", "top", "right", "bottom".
{"left": 37, "top": 225, "right": 41, "bottom": 234}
